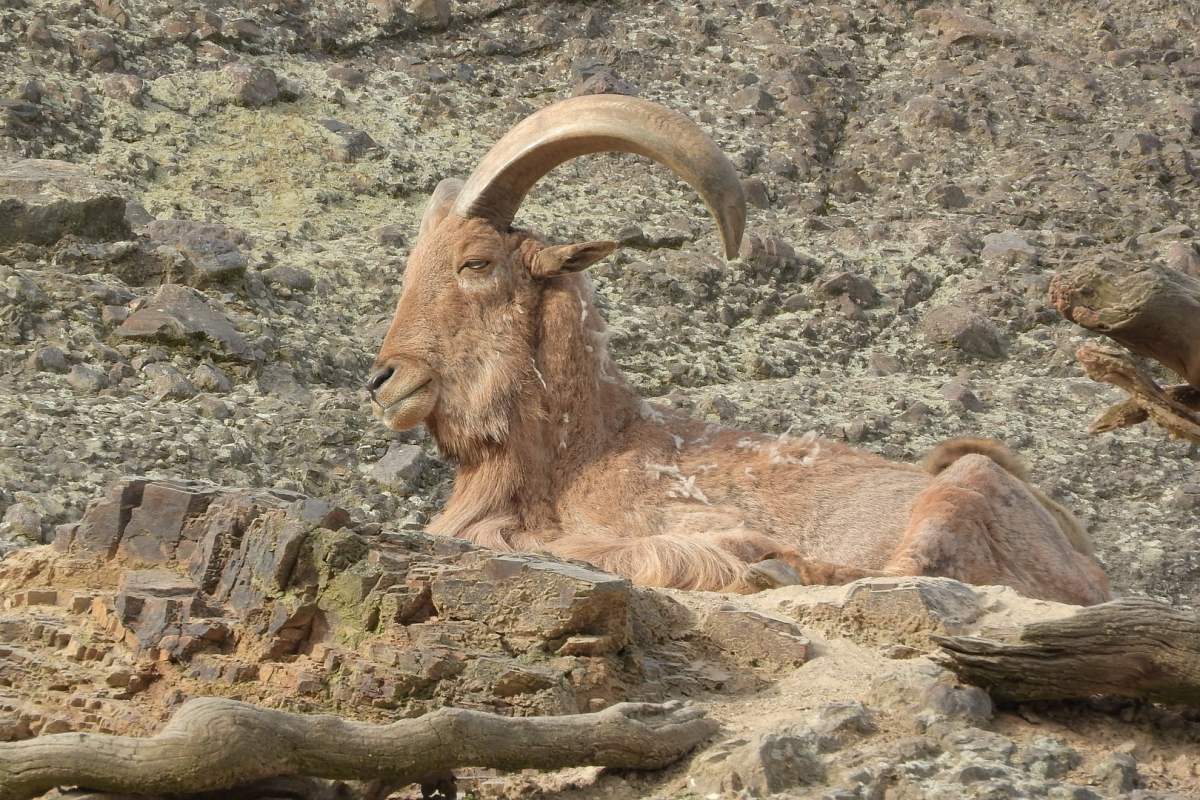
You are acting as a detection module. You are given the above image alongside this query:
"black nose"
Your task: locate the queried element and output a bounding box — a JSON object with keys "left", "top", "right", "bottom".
{"left": 366, "top": 366, "right": 394, "bottom": 396}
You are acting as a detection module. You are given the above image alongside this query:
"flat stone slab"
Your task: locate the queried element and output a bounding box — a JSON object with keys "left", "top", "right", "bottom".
{"left": 0, "top": 159, "right": 131, "bottom": 245}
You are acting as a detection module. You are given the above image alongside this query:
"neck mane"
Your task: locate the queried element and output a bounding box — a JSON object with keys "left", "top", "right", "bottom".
{"left": 427, "top": 273, "right": 643, "bottom": 546}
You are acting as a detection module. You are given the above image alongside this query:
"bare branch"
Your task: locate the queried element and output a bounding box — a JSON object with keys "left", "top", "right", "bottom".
{"left": 0, "top": 699, "right": 714, "bottom": 800}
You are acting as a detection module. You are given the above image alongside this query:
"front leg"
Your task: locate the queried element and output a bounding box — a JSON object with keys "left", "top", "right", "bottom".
{"left": 750, "top": 550, "right": 888, "bottom": 590}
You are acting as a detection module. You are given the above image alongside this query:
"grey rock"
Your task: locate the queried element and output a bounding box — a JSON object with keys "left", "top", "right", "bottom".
{"left": 369, "top": 442, "right": 429, "bottom": 489}
{"left": 66, "top": 364, "right": 110, "bottom": 393}
{"left": 28, "top": 345, "right": 68, "bottom": 373}
{"left": 219, "top": 63, "right": 280, "bottom": 107}
{"left": 1, "top": 503, "right": 42, "bottom": 542}
{"left": 410, "top": 0, "right": 451, "bottom": 28}
{"left": 689, "top": 729, "right": 824, "bottom": 797}
{"left": 191, "top": 364, "right": 233, "bottom": 393}
{"left": 981, "top": 232, "right": 1038, "bottom": 265}
{"left": 1093, "top": 753, "right": 1140, "bottom": 794}
{"left": 145, "top": 363, "right": 198, "bottom": 400}
{"left": 262, "top": 265, "right": 315, "bottom": 292}
{"left": 318, "top": 118, "right": 379, "bottom": 163}
{"left": 941, "top": 380, "right": 985, "bottom": 412}
{"left": 926, "top": 183, "right": 970, "bottom": 209}
{"left": 256, "top": 363, "right": 313, "bottom": 405}
{"left": 117, "top": 285, "right": 253, "bottom": 362}
{"left": 816, "top": 270, "right": 881, "bottom": 307}
{"left": 145, "top": 220, "right": 249, "bottom": 286}
{"left": 702, "top": 604, "right": 811, "bottom": 668}
{"left": 0, "top": 160, "right": 130, "bottom": 245}
{"left": 919, "top": 306, "right": 1006, "bottom": 359}
{"left": 1019, "top": 737, "right": 1081, "bottom": 780}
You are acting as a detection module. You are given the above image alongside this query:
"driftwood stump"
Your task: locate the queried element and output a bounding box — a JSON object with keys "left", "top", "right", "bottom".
{"left": 1051, "top": 261, "right": 1200, "bottom": 387}
{"left": 0, "top": 698, "right": 715, "bottom": 800}
{"left": 934, "top": 598, "right": 1200, "bottom": 705}
{"left": 1076, "top": 343, "right": 1200, "bottom": 443}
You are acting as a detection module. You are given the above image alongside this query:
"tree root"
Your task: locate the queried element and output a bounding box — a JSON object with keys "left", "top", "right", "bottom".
{"left": 0, "top": 699, "right": 715, "bottom": 800}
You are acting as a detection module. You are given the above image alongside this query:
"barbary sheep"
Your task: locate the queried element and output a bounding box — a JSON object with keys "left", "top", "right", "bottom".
{"left": 367, "top": 95, "right": 1111, "bottom": 606}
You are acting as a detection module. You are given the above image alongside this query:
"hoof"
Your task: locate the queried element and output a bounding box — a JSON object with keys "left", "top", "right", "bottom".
{"left": 748, "top": 557, "right": 803, "bottom": 589}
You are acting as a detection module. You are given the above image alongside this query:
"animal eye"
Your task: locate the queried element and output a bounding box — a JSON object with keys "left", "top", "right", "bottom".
{"left": 459, "top": 258, "right": 491, "bottom": 272}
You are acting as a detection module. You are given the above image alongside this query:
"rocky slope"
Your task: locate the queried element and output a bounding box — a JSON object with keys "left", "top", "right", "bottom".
{"left": 2, "top": 478, "right": 1198, "bottom": 799}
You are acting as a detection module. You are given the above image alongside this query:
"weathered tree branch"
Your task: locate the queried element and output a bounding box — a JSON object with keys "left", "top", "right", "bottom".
{"left": 1050, "top": 261, "right": 1200, "bottom": 387}
{"left": 1076, "top": 343, "right": 1200, "bottom": 443}
{"left": 0, "top": 699, "right": 715, "bottom": 800}
{"left": 1088, "top": 384, "right": 1200, "bottom": 434}
{"left": 934, "top": 597, "right": 1200, "bottom": 705}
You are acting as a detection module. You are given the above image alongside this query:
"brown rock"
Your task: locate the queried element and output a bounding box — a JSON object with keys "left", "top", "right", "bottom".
{"left": 116, "top": 285, "right": 253, "bottom": 362}
{"left": 919, "top": 305, "right": 1005, "bottom": 359}
{"left": 702, "top": 605, "right": 810, "bottom": 668}
{"left": 0, "top": 160, "right": 130, "bottom": 246}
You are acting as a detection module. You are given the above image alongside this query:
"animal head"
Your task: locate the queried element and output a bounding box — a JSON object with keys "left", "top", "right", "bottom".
{"left": 368, "top": 95, "right": 746, "bottom": 456}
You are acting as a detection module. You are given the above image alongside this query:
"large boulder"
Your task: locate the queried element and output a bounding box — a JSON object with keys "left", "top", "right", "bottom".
{"left": 0, "top": 159, "right": 131, "bottom": 245}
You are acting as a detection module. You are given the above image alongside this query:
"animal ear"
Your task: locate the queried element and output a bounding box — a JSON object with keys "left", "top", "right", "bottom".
{"left": 529, "top": 240, "right": 619, "bottom": 279}
{"left": 418, "top": 177, "right": 464, "bottom": 240}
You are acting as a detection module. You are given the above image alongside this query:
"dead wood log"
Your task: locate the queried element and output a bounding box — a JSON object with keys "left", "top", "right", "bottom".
{"left": 933, "top": 597, "right": 1200, "bottom": 705}
{"left": 1088, "top": 384, "right": 1200, "bottom": 434}
{"left": 1050, "top": 261, "right": 1200, "bottom": 387}
{"left": 0, "top": 698, "right": 715, "bottom": 800}
{"left": 1076, "top": 343, "right": 1200, "bottom": 443}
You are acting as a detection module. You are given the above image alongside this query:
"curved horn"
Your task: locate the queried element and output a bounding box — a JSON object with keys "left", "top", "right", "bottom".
{"left": 452, "top": 95, "right": 746, "bottom": 260}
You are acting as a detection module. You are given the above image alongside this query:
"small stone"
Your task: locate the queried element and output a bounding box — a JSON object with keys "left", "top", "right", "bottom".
{"left": 318, "top": 119, "right": 379, "bottom": 163}
{"left": 981, "top": 232, "right": 1038, "bottom": 265}
{"left": 1167, "top": 483, "right": 1200, "bottom": 510}
{"left": 219, "top": 63, "right": 280, "bottom": 107}
{"left": 191, "top": 364, "right": 232, "bottom": 393}
{"left": 702, "top": 604, "right": 810, "bottom": 667}
{"left": 1, "top": 503, "right": 42, "bottom": 541}
{"left": 904, "top": 95, "right": 966, "bottom": 132}
{"left": 1165, "top": 242, "right": 1200, "bottom": 277}
{"left": 364, "top": 225, "right": 405, "bottom": 251}
{"left": 66, "top": 364, "right": 109, "bottom": 393}
{"left": 733, "top": 86, "right": 776, "bottom": 112}
{"left": 102, "top": 307, "right": 130, "bottom": 328}
{"left": 1020, "top": 737, "right": 1081, "bottom": 780}
{"left": 941, "top": 380, "right": 984, "bottom": 412}
{"left": 145, "top": 363, "right": 198, "bottom": 400}
{"left": 919, "top": 305, "right": 1006, "bottom": 359}
{"left": 28, "top": 345, "right": 69, "bottom": 373}
{"left": 75, "top": 31, "right": 118, "bottom": 71}
{"left": 898, "top": 401, "right": 933, "bottom": 425}
{"left": 689, "top": 730, "right": 824, "bottom": 796}
{"left": 742, "top": 177, "right": 770, "bottom": 209}
{"left": 145, "top": 219, "right": 249, "bottom": 286}
{"left": 868, "top": 352, "right": 902, "bottom": 375}
{"left": 370, "top": 443, "right": 429, "bottom": 489}
{"left": 198, "top": 396, "right": 232, "bottom": 419}
{"left": 831, "top": 167, "right": 869, "bottom": 198}
{"left": 410, "top": 0, "right": 451, "bottom": 28}
{"left": 262, "top": 265, "right": 315, "bottom": 292}
{"left": 926, "top": 183, "right": 970, "bottom": 209}
{"left": 101, "top": 74, "right": 145, "bottom": 106}
{"left": 816, "top": 270, "right": 881, "bottom": 307}
{"left": 328, "top": 66, "right": 367, "bottom": 88}
{"left": 572, "top": 70, "right": 639, "bottom": 97}
{"left": 1093, "top": 753, "right": 1139, "bottom": 793}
